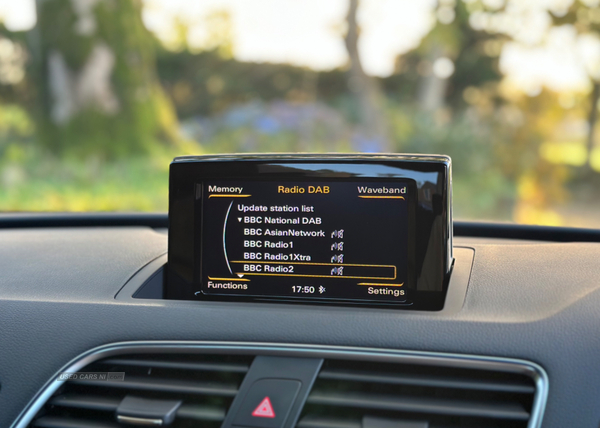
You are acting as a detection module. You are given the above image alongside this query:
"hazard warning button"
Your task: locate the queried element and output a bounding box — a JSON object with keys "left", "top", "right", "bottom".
{"left": 252, "top": 397, "right": 276, "bottom": 418}
{"left": 233, "top": 379, "right": 301, "bottom": 428}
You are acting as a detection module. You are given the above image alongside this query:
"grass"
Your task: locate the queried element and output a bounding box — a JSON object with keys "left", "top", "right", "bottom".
{"left": 0, "top": 150, "right": 176, "bottom": 212}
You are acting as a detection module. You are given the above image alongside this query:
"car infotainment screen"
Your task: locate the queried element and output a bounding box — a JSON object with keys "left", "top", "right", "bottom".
{"left": 167, "top": 154, "right": 452, "bottom": 310}
{"left": 200, "top": 181, "right": 410, "bottom": 302}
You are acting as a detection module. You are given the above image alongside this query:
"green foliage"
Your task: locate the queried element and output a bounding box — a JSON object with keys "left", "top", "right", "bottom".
{"left": 33, "top": 0, "right": 179, "bottom": 158}
{"left": 157, "top": 48, "right": 334, "bottom": 118}
{"left": 388, "top": 105, "right": 516, "bottom": 220}
{"left": 0, "top": 103, "right": 35, "bottom": 162}
{"left": 196, "top": 125, "right": 351, "bottom": 155}
{"left": 154, "top": 0, "right": 500, "bottom": 124}
{"left": 0, "top": 147, "right": 174, "bottom": 212}
{"left": 0, "top": 0, "right": 595, "bottom": 226}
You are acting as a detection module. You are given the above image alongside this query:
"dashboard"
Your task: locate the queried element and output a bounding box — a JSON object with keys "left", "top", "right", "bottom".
{"left": 1, "top": 183, "right": 600, "bottom": 426}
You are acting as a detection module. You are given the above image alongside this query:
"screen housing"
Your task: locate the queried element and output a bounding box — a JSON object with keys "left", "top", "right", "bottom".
{"left": 167, "top": 154, "right": 452, "bottom": 310}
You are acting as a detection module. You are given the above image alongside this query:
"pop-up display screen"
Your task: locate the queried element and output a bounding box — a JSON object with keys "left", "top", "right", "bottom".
{"left": 201, "top": 181, "right": 410, "bottom": 303}
{"left": 167, "top": 154, "right": 452, "bottom": 310}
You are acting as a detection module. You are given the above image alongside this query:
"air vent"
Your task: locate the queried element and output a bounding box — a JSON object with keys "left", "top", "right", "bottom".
{"left": 29, "top": 353, "right": 253, "bottom": 428}
{"left": 297, "top": 358, "right": 538, "bottom": 428}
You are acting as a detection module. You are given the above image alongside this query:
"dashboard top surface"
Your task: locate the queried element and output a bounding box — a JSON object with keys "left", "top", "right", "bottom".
{"left": 0, "top": 225, "right": 599, "bottom": 428}
{"left": 1, "top": 227, "right": 598, "bottom": 321}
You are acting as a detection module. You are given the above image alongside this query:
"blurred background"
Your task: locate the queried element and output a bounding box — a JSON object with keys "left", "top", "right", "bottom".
{"left": 0, "top": 0, "right": 599, "bottom": 226}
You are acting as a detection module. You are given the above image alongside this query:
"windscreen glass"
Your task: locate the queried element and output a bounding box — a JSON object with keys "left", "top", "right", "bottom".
{"left": 4, "top": 0, "right": 599, "bottom": 228}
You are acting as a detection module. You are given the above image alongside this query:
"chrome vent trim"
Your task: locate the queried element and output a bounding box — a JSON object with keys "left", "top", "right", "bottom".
{"left": 11, "top": 342, "right": 548, "bottom": 428}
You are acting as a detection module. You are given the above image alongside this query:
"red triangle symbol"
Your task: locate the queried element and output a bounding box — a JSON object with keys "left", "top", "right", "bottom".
{"left": 252, "top": 396, "right": 276, "bottom": 418}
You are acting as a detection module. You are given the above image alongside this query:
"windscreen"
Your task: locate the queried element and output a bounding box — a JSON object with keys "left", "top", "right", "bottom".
{"left": 1, "top": 0, "right": 599, "bottom": 228}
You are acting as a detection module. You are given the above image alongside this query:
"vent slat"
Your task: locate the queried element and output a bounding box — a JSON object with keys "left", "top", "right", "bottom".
{"left": 50, "top": 394, "right": 227, "bottom": 422}
{"left": 69, "top": 376, "right": 238, "bottom": 396}
{"left": 50, "top": 394, "right": 121, "bottom": 411}
{"left": 33, "top": 416, "right": 118, "bottom": 428}
{"left": 99, "top": 358, "right": 250, "bottom": 373}
{"left": 301, "top": 358, "right": 538, "bottom": 427}
{"left": 177, "top": 405, "right": 227, "bottom": 421}
{"left": 306, "top": 392, "right": 530, "bottom": 421}
{"left": 318, "top": 369, "right": 535, "bottom": 394}
{"left": 297, "top": 416, "right": 362, "bottom": 428}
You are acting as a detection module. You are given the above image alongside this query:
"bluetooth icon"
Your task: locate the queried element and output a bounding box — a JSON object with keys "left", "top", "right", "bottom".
{"left": 319, "top": 286, "right": 326, "bottom": 294}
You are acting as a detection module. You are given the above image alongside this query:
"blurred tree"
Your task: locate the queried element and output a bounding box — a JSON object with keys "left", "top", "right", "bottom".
{"left": 30, "top": 0, "right": 179, "bottom": 157}
{"left": 553, "top": 1, "right": 600, "bottom": 171}
{"left": 157, "top": 49, "right": 327, "bottom": 118}
{"left": 343, "top": 0, "right": 389, "bottom": 151}
{"left": 395, "top": 0, "right": 502, "bottom": 113}
{"left": 166, "top": 10, "right": 234, "bottom": 58}
{"left": 0, "top": 25, "right": 35, "bottom": 110}
{"left": 468, "top": 0, "right": 600, "bottom": 172}
{"left": 201, "top": 10, "right": 234, "bottom": 59}
{"left": 389, "top": 0, "right": 571, "bottom": 222}
{"left": 586, "top": 81, "right": 600, "bottom": 169}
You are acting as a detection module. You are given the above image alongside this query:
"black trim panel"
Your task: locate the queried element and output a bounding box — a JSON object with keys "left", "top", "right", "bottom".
{"left": 1, "top": 213, "right": 599, "bottom": 243}
{"left": 0, "top": 213, "right": 169, "bottom": 229}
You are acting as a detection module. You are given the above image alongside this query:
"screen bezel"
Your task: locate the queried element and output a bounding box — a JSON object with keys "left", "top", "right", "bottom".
{"left": 167, "top": 154, "right": 452, "bottom": 310}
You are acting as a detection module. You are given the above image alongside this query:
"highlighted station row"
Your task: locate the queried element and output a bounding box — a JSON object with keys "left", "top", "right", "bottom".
{"left": 231, "top": 260, "right": 398, "bottom": 281}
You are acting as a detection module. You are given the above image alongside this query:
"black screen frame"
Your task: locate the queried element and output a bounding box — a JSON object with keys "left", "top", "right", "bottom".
{"left": 167, "top": 154, "right": 452, "bottom": 310}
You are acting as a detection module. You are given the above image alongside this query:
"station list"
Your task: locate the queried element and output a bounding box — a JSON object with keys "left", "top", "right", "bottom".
{"left": 200, "top": 181, "right": 410, "bottom": 302}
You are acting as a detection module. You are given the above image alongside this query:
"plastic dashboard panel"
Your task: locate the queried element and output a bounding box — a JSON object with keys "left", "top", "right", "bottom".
{"left": 11, "top": 342, "right": 548, "bottom": 428}
{"left": 114, "top": 247, "right": 473, "bottom": 316}
{"left": 1, "top": 224, "right": 600, "bottom": 427}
